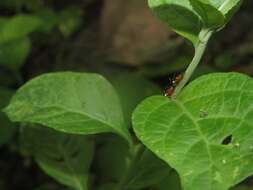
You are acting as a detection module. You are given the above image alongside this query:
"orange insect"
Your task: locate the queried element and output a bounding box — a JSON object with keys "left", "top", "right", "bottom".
{"left": 164, "top": 74, "right": 183, "bottom": 97}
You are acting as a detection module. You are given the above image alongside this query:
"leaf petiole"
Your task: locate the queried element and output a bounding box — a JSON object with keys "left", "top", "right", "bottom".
{"left": 172, "top": 29, "right": 213, "bottom": 98}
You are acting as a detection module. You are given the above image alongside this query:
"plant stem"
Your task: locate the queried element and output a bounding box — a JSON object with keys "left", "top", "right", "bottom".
{"left": 172, "top": 29, "right": 213, "bottom": 98}
{"left": 115, "top": 144, "right": 145, "bottom": 190}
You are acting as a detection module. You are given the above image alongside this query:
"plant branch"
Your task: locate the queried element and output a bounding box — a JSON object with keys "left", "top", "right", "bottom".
{"left": 172, "top": 29, "right": 213, "bottom": 98}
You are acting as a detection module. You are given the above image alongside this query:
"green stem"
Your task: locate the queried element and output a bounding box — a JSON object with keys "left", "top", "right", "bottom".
{"left": 172, "top": 29, "right": 213, "bottom": 98}
{"left": 115, "top": 145, "right": 145, "bottom": 190}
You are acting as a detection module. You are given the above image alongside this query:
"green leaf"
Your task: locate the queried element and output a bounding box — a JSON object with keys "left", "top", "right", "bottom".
{"left": 0, "top": 87, "right": 15, "bottom": 145}
{"left": 0, "top": 15, "right": 42, "bottom": 44}
{"left": 4, "top": 72, "right": 131, "bottom": 144}
{"left": 21, "top": 126, "right": 94, "bottom": 190}
{"left": 148, "top": 0, "right": 202, "bottom": 45}
{"left": 189, "top": 0, "right": 225, "bottom": 28}
{"left": 194, "top": 0, "right": 242, "bottom": 22}
{"left": 112, "top": 73, "right": 161, "bottom": 127}
{"left": 0, "top": 37, "right": 31, "bottom": 70}
{"left": 207, "top": 0, "right": 241, "bottom": 16}
{"left": 133, "top": 73, "right": 253, "bottom": 190}
{"left": 148, "top": 0, "right": 242, "bottom": 45}
{"left": 126, "top": 150, "right": 172, "bottom": 189}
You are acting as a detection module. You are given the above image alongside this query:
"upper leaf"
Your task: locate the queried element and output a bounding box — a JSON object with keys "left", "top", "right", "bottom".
{"left": 202, "top": 0, "right": 241, "bottom": 16}
{"left": 190, "top": 0, "right": 241, "bottom": 23}
{"left": 133, "top": 73, "right": 253, "bottom": 190}
{"left": 4, "top": 72, "right": 131, "bottom": 144}
{"left": 148, "top": 0, "right": 202, "bottom": 45}
{"left": 189, "top": 0, "right": 225, "bottom": 29}
{"left": 148, "top": 0, "right": 242, "bottom": 45}
{"left": 22, "top": 126, "right": 94, "bottom": 190}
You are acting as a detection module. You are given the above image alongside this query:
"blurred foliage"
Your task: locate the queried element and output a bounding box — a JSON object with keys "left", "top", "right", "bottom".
{"left": 0, "top": 0, "right": 253, "bottom": 189}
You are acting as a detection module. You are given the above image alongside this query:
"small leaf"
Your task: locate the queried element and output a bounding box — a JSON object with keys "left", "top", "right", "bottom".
{"left": 148, "top": 0, "right": 202, "bottom": 45}
{"left": 0, "top": 15, "right": 42, "bottom": 44}
{"left": 5, "top": 72, "right": 131, "bottom": 143}
{"left": 22, "top": 126, "right": 94, "bottom": 190}
{"left": 0, "top": 37, "right": 31, "bottom": 70}
{"left": 133, "top": 73, "right": 253, "bottom": 190}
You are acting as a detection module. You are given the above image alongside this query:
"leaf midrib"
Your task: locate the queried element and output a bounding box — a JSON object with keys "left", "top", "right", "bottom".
{"left": 174, "top": 100, "right": 214, "bottom": 188}
{"left": 219, "top": 0, "right": 230, "bottom": 12}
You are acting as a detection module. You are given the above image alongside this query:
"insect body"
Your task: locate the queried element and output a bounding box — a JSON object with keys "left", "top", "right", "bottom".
{"left": 164, "top": 74, "right": 183, "bottom": 97}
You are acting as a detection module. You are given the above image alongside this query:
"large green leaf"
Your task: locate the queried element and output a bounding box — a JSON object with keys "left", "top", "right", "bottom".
{"left": 21, "top": 126, "right": 94, "bottom": 190}
{"left": 133, "top": 73, "right": 253, "bottom": 190}
{"left": 0, "top": 15, "right": 42, "bottom": 44}
{"left": 148, "top": 0, "right": 241, "bottom": 45}
{"left": 4, "top": 72, "right": 131, "bottom": 143}
{"left": 0, "top": 87, "right": 15, "bottom": 145}
{"left": 148, "top": 0, "right": 202, "bottom": 45}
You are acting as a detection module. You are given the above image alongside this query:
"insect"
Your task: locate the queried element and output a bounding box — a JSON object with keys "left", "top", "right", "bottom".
{"left": 164, "top": 73, "right": 183, "bottom": 97}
